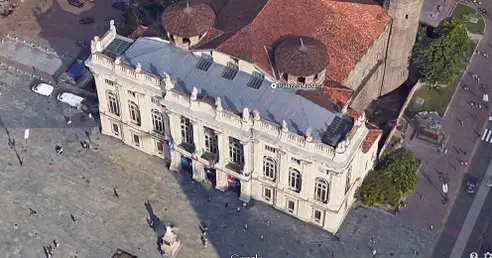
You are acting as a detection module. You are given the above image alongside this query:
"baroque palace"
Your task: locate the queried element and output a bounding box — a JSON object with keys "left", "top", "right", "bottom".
{"left": 86, "top": 0, "right": 422, "bottom": 232}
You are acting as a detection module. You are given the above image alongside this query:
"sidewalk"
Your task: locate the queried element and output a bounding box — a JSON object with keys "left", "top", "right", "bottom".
{"left": 450, "top": 160, "right": 492, "bottom": 257}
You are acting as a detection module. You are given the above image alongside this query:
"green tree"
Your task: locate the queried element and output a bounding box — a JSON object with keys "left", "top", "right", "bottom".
{"left": 413, "top": 18, "right": 470, "bottom": 85}
{"left": 359, "top": 148, "right": 418, "bottom": 208}
{"left": 120, "top": 8, "right": 141, "bottom": 36}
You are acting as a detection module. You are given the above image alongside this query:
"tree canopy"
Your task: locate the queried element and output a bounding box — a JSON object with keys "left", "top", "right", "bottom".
{"left": 359, "top": 148, "right": 418, "bottom": 208}
{"left": 412, "top": 17, "right": 470, "bottom": 85}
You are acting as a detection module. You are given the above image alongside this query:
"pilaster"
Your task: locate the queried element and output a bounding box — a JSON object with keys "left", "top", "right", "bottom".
{"left": 278, "top": 150, "right": 289, "bottom": 190}
{"left": 167, "top": 111, "right": 182, "bottom": 144}
{"left": 192, "top": 121, "right": 205, "bottom": 156}
{"left": 216, "top": 132, "right": 229, "bottom": 168}
{"left": 242, "top": 141, "right": 252, "bottom": 177}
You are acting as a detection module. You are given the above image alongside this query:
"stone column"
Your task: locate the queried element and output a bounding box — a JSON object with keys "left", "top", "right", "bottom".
{"left": 167, "top": 111, "right": 182, "bottom": 144}
{"left": 192, "top": 121, "right": 205, "bottom": 155}
{"left": 169, "top": 151, "right": 182, "bottom": 172}
{"left": 215, "top": 169, "right": 228, "bottom": 191}
{"left": 192, "top": 159, "right": 205, "bottom": 181}
{"left": 240, "top": 180, "right": 252, "bottom": 203}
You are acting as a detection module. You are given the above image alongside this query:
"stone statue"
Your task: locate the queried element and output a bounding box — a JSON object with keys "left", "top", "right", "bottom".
{"left": 163, "top": 73, "right": 174, "bottom": 90}
{"left": 191, "top": 87, "right": 198, "bottom": 101}
{"left": 160, "top": 225, "right": 182, "bottom": 257}
{"left": 336, "top": 140, "right": 347, "bottom": 153}
{"left": 355, "top": 112, "right": 366, "bottom": 126}
{"left": 114, "top": 56, "right": 122, "bottom": 65}
{"left": 91, "top": 36, "right": 103, "bottom": 53}
{"left": 135, "top": 62, "right": 142, "bottom": 73}
{"left": 305, "top": 127, "right": 313, "bottom": 142}
{"left": 242, "top": 107, "right": 250, "bottom": 122}
{"left": 109, "top": 20, "right": 116, "bottom": 31}
{"left": 252, "top": 109, "right": 260, "bottom": 120}
{"left": 281, "top": 120, "right": 288, "bottom": 132}
{"left": 215, "top": 97, "right": 223, "bottom": 111}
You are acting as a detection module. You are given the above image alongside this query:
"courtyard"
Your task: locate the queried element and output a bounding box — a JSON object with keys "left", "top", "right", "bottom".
{"left": 0, "top": 68, "right": 434, "bottom": 257}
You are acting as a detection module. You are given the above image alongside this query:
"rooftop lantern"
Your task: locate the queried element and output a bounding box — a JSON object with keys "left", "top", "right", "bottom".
{"left": 274, "top": 36, "right": 329, "bottom": 85}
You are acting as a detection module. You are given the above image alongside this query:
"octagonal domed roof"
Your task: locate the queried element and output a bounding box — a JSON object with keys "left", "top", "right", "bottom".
{"left": 274, "top": 36, "right": 329, "bottom": 77}
{"left": 162, "top": 0, "right": 216, "bottom": 38}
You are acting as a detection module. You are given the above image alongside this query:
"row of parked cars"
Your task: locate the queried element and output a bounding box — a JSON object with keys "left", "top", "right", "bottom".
{"left": 68, "top": 0, "right": 94, "bottom": 8}
{"left": 32, "top": 83, "right": 85, "bottom": 109}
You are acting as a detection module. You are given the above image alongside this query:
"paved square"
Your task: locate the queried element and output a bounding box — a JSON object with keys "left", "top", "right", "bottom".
{"left": 0, "top": 69, "right": 435, "bottom": 258}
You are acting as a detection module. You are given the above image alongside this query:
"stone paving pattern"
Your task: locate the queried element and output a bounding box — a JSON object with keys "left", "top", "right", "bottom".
{"left": 0, "top": 68, "right": 435, "bottom": 257}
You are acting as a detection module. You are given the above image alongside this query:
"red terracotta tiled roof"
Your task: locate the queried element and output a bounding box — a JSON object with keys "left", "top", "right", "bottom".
{"left": 362, "top": 123, "right": 381, "bottom": 153}
{"left": 210, "top": 0, "right": 389, "bottom": 83}
{"left": 346, "top": 107, "right": 361, "bottom": 119}
{"left": 129, "top": 25, "right": 149, "bottom": 39}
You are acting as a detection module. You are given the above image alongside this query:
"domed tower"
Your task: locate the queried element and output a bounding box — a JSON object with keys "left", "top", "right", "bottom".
{"left": 381, "top": 0, "right": 424, "bottom": 95}
{"left": 162, "top": 0, "right": 216, "bottom": 49}
{"left": 274, "top": 36, "right": 329, "bottom": 84}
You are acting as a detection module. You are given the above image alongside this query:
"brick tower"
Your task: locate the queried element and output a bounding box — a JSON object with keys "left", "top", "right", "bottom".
{"left": 380, "top": 0, "right": 424, "bottom": 95}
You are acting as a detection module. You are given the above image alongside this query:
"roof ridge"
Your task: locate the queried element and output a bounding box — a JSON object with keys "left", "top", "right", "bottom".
{"left": 127, "top": 38, "right": 167, "bottom": 59}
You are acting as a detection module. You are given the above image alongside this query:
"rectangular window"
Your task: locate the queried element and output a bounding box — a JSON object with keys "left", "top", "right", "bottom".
{"left": 105, "top": 79, "right": 115, "bottom": 86}
{"left": 107, "top": 92, "right": 120, "bottom": 116}
{"left": 204, "top": 127, "right": 218, "bottom": 154}
{"left": 151, "top": 96, "right": 160, "bottom": 105}
{"left": 196, "top": 54, "right": 213, "bottom": 71}
{"left": 221, "top": 62, "right": 239, "bottom": 80}
{"left": 180, "top": 116, "right": 194, "bottom": 145}
{"left": 263, "top": 187, "right": 272, "bottom": 202}
{"left": 247, "top": 72, "right": 264, "bottom": 89}
{"left": 111, "top": 122, "right": 119, "bottom": 135}
{"left": 229, "top": 137, "right": 244, "bottom": 166}
{"left": 313, "top": 209, "right": 323, "bottom": 223}
{"left": 156, "top": 141, "right": 164, "bottom": 153}
{"left": 132, "top": 134, "right": 140, "bottom": 146}
{"left": 291, "top": 157, "right": 301, "bottom": 165}
{"left": 287, "top": 200, "right": 295, "bottom": 213}
{"left": 264, "top": 145, "right": 276, "bottom": 153}
{"left": 127, "top": 90, "right": 136, "bottom": 98}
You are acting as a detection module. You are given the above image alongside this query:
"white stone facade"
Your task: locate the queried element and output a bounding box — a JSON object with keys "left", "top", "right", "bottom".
{"left": 87, "top": 26, "right": 380, "bottom": 233}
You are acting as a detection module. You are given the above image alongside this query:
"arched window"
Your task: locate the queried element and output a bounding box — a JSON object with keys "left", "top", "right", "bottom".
{"left": 152, "top": 110, "right": 165, "bottom": 134}
{"left": 345, "top": 168, "right": 352, "bottom": 194}
{"left": 314, "top": 178, "right": 329, "bottom": 204}
{"left": 128, "top": 101, "right": 141, "bottom": 125}
{"left": 106, "top": 91, "right": 120, "bottom": 116}
{"left": 263, "top": 157, "right": 277, "bottom": 181}
{"left": 288, "top": 168, "right": 302, "bottom": 192}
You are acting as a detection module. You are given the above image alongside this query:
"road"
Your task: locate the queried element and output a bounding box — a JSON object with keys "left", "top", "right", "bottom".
{"left": 428, "top": 1, "right": 492, "bottom": 257}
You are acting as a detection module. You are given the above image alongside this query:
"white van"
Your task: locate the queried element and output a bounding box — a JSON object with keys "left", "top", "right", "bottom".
{"left": 31, "top": 83, "right": 55, "bottom": 97}
{"left": 57, "top": 92, "right": 84, "bottom": 108}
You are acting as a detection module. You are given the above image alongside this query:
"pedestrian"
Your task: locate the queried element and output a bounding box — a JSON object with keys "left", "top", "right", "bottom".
{"left": 207, "top": 196, "right": 211, "bottom": 202}
{"left": 236, "top": 207, "right": 240, "bottom": 213}
{"left": 372, "top": 249, "right": 377, "bottom": 256}
{"left": 460, "top": 120, "right": 464, "bottom": 126}
{"left": 430, "top": 225, "right": 434, "bottom": 230}
{"left": 330, "top": 250, "right": 335, "bottom": 257}
{"left": 243, "top": 224, "right": 248, "bottom": 231}
{"left": 225, "top": 202, "right": 228, "bottom": 208}
{"left": 55, "top": 146, "right": 63, "bottom": 154}
{"left": 53, "top": 240, "right": 59, "bottom": 249}
{"left": 70, "top": 214, "right": 78, "bottom": 224}
{"left": 464, "top": 162, "right": 468, "bottom": 166}
{"left": 29, "top": 208, "right": 37, "bottom": 215}
{"left": 260, "top": 235, "right": 264, "bottom": 240}
{"left": 113, "top": 188, "right": 119, "bottom": 198}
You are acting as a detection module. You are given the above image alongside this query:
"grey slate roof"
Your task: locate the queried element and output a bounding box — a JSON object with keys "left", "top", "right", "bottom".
{"left": 122, "top": 37, "right": 353, "bottom": 145}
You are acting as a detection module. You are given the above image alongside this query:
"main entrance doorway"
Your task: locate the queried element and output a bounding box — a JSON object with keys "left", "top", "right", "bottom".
{"left": 205, "top": 168, "right": 217, "bottom": 187}
{"left": 227, "top": 176, "right": 241, "bottom": 196}
{"left": 181, "top": 156, "right": 192, "bottom": 176}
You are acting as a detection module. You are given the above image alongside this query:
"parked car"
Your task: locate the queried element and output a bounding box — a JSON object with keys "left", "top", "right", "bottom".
{"left": 76, "top": 40, "right": 88, "bottom": 48}
{"left": 466, "top": 176, "right": 478, "bottom": 194}
{"left": 68, "top": 0, "right": 84, "bottom": 8}
{"left": 31, "top": 83, "right": 55, "bottom": 97}
{"left": 111, "top": 2, "right": 126, "bottom": 11}
{"left": 57, "top": 92, "right": 84, "bottom": 108}
{"left": 79, "top": 17, "right": 94, "bottom": 24}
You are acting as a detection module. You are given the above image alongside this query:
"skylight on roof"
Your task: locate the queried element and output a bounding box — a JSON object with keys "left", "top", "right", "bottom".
{"left": 247, "top": 72, "right": 264, "bottom": 89}
{"left": 103, "top": 38, "right": 133, "bottom": 58}
{"left": 196, "top": 54, "right": 213, "bottom": 71}
{"left": 221, "top": 62, "right": 239, "bottom": 80}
